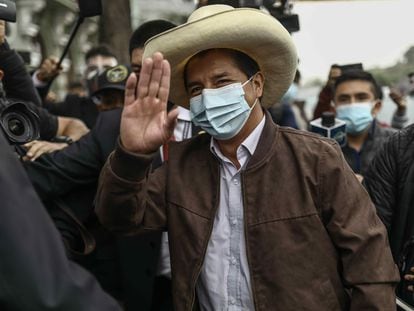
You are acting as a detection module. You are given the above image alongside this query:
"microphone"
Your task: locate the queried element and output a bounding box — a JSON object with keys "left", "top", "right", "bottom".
{"left": 310, "top": 111, "right": 346, "bottom": 147}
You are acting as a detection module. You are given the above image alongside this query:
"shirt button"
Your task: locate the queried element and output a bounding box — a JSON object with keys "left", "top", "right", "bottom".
{"left": 233, "top": 179, "right": 239, "bottom": 185}
{"left": 229, "top": 297, "right": 236, "bottom": 305}
{"left": 230, "top": 257, "right": 237, "bottom": 265}
{"left": 231, "top": 219, "right": 237, "bottom": 226}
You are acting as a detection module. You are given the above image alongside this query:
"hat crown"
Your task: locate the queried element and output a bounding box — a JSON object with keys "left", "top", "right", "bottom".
{"left": 188, "top": 4, "right": 234, "bottom": 23}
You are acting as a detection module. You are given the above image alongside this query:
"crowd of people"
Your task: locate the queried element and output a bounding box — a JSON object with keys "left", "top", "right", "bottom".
{"left": 1, "top": 2, "right": 414, "bottom": 311}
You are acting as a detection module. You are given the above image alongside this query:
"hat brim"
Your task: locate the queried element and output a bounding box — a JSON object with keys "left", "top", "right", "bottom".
{"left": 143, "top": 7, "right": 297, "bottom": 109}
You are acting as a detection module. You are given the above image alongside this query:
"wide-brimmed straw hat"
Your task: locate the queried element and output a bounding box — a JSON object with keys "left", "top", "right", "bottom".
{"left": 143, "top": 4, "right": 297, "bottom": 109}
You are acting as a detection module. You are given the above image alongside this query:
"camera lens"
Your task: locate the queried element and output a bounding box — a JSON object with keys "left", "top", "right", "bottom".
{"left": 8, "top": 118, "right": 25, "bottom": 136}
{"left": 0, "top": 102, "right": 40, "bottom": 144}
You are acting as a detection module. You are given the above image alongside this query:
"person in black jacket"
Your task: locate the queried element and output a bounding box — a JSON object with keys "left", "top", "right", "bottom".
{"left": 364, "top": 124, "right": 414, "bottom": 306}
{"left": 0, "top": 129, "right": 121, "bottom": 311}
{"left": 24, "top": 20, "right": 183, "bottom": 311}
{"left": 332, "top": 70, "right": 402, "bottom": 180}
{"left": 0, "top": 20, "right": 89, "bottom": 154}
{"left": 37, "top": 45, "right": 118, "bottom": 129}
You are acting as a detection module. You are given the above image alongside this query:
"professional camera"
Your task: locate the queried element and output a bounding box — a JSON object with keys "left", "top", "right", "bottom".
{"left": 206, "top": 0, "right": 300, "bottom": 33}
{"left": 0, "top": 0, "right": 16, "bottom": 22}
{"left": 0, "top": 81, "right": 40, "bottom": 144}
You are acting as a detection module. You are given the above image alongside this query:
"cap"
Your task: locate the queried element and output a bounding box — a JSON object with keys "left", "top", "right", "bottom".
{"left": 92, "top": 65, "right": 130, "bottom": 96}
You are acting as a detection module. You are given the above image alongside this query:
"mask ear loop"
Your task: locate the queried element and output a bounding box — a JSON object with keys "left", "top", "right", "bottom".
{"left": 242, "top": 72, "right": 260, "bottom": 109}
{"left": 250, "top": 98, "right": 259, "bottom": 111}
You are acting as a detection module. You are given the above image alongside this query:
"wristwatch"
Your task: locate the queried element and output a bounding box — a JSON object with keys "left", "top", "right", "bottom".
{"left": 52, "top": 135, "right": 73, "bottom": 145}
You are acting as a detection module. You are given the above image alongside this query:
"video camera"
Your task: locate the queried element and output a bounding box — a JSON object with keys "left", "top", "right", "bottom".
{"left": 0, "top": 0, "right": 16, "bottom": 22}
{"left": 207, "top": 0, "right": 300, "bottom": 33}
{"left": 0, "top": 81, "right": 40, "bottom": 145}
{"left": 0, "top": 1, "right": 39, "bottom": 145}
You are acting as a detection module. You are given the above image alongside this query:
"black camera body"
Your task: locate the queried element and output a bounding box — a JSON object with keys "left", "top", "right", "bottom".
{"left": 0, "top": 0, "right": 16, "bottom": 22}
{"left": 0, "top": 82, "right": 40, "bottom": 144}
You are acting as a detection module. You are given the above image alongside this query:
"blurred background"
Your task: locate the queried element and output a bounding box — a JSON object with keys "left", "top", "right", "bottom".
{"left": 8, "top": 0, "right": 414, "bottom": 124}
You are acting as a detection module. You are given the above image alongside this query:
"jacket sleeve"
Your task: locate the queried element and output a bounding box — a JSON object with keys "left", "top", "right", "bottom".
{"left": 24, "top": 109, "right": 121, "bottom": 200}
{"left": 95, "top": 140, "right": 168, "bottom": 234}
{"left": 363, "top": 132, "right": 399, "bottom": 231}
{"left": 319, "top": 141, "right": 399, "bottom": 310}
{"left": 0, "top": 132, "right": 121, "bottom": 311}
{"left": 24, "top": 124, "right": 102, "bottom": 199}
{"left": 0, "top": 41, "right": 42, "bottom": 107}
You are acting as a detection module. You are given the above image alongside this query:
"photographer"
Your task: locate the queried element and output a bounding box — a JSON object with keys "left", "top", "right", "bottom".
{"left": 0, "top": 20, "right": 89, "bottom": 159}
{"left": 0, "top": 128, "right": 121, "bottom": 311}
{"left": 35, "top": 45, "right": 118, "bottom": 129}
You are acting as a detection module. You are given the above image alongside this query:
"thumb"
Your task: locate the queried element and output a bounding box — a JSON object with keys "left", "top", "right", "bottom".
{"left": 165, "top": 108, "right": 179, "bottom": 135}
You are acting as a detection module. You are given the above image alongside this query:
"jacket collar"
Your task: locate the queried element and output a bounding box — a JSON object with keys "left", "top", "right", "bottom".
{"left": 245, "top": 109, "right": 279, "bottom": 170}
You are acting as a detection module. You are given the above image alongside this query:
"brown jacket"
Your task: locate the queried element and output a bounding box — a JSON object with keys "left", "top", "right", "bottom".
{"left": 96, "top": 115, "right": 399, "bottom": 310}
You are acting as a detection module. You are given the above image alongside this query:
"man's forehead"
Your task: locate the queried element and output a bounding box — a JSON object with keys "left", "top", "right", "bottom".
{"left": 337, "top": 80, "right": 372, "bottom": 91}
{"left": 335, "top": 80, "right": 375, "bottom": 98}
{"left": 186, "top": 49, "right": 241, "bottom": 74}
{"left": 87, "top": 55, "right": 117, "bottom": 67}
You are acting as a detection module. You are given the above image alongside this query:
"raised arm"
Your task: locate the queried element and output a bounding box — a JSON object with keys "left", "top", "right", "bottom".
{"left": 95, "top": 52, "right": 178, "bottom": 234}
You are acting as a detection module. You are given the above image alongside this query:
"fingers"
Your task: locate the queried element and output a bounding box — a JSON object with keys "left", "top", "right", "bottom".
{"left": 124, "top": 73, "right": 138, "bottom": 107}
{"left": 138, "top": 52, "right": 169, "bottom": 102}
{"left": 148, "top": 53, "right": 164, "bottom": 98}
{"left": 165, "top": 107, "right": 179, "bottom": 136}
{"left": 24, "top": 141, "right": 67, "bottom": 161}
{"left": 124, "top": 52, "right": 171, "bottom": 112}
{"left": 137, "top": 57, "right": 154, "bottom": 100}
{"left": 158, "top": 60, "right": 171, "bottom": 104}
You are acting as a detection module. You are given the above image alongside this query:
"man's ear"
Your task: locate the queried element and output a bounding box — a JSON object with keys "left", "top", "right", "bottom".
{"left": 0, "top": 69, "right": 4, "bottom": 81}
{"left": 252, "top": 72, "right": 264, "bottom": 98}
{"left": 371, "top": 99, "right": 382, "bottom": 117}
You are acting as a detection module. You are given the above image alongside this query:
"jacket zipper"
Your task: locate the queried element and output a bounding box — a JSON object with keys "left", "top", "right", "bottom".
{"left": 189, "top": 163, "right": 221, "bottom": 310}
{"left": 241, "top": 171, "right": 258, "bottom": 310}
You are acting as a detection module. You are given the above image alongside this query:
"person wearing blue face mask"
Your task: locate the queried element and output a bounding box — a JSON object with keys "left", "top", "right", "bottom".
{"left": 95, "top": 5, "right": 399, "bottom": 310}
{"left": 333, "top": 70, "right": 398, "bottom": 181}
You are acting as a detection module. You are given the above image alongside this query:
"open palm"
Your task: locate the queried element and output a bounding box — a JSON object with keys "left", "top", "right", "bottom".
{"left": 120, "top": 52, "right": 178, "bottom": 154}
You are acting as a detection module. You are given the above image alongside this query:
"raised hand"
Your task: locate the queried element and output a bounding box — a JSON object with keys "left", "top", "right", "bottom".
{"left": 120, "top": 52, "right": 178, "bottom": 154}
{"left": 36, "top": 56, "right": 62, "bottom": 83}
{"left": 389, "top": 88, "right": 407, "bottom": 114}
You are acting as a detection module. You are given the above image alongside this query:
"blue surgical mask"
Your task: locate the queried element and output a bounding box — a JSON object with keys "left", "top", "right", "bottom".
{"left": 335, "top": 102, "right": 374, "bottom": 135}
{"left": 190, "top": 77, "right": 258, "bottom": 140}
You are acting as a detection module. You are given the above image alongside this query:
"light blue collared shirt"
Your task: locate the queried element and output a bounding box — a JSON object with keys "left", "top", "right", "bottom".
{"left": 196, "top": 116, "right": 266, "bottom": 311}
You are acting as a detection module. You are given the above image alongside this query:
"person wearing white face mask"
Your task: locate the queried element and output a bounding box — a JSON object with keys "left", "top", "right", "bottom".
{"left": 95, "top": 5, "right": 399, "bottom": 310}
{"left": 332, "top": 70, "right": 397, "bottom": 181}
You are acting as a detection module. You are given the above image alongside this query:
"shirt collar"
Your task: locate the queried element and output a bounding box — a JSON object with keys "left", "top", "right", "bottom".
{"left": 209, "top": 116, "right": 266, "bottom": 164}
{"left": 177, "top": 106, "right": 191, "bottom": 121}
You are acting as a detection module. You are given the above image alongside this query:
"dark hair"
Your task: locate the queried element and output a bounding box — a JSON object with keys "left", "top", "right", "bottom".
{"left": 129, "top": 20, "right": 176, "bottom": 56}
{"left": 229, "top": 49, "right": 260, "bottom": 78}
{"left": 84, "top": 44, "right": 116, "bottom": 63}
{"left": 184, "top": 48, "right": 260, "bottom": 84}
{"left": 183, "top": 49, "right": 260, "bottom": 89}
{"left": 334, "top": 70, "right": 382, "bottom": 100}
